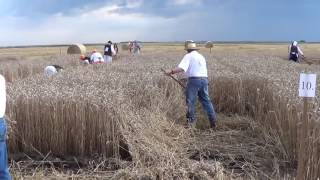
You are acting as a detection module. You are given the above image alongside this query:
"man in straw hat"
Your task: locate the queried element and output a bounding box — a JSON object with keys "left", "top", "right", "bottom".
{"left": 0, "top": 75, "right": 12, "bottom": 179}
{"left": 165, "top": 41, "right": 217, "bottom": 128}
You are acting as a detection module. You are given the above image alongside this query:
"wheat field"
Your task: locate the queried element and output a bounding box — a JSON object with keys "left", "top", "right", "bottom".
{"left": 1, "top": 43, "right": 320, "bottom": 179}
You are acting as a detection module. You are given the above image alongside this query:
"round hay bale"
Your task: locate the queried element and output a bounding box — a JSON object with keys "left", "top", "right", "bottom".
{"left": 205, "top": 41, "right": 213, "bottom": 48}
{"left": 67, "top": 43, "right": 86, "bottom": 54}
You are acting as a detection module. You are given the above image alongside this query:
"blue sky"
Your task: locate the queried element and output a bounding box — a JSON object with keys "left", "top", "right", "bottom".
{"left": 0, "top": 0, "right": 319, "bottom": 46}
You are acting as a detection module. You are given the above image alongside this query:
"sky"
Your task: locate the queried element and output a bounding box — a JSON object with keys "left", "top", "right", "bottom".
{"left": 0, "top": 0, "right": 319, "bottom": 46}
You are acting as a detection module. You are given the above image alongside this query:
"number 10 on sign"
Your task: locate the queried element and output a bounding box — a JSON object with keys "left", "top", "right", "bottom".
{"left": 299, "top": 73, "right": 317, "bottom": 97}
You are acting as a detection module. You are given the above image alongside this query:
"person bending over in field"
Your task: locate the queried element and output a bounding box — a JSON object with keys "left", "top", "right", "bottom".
{"left": 0, "top": 75, "right": 12, "bottom": 180}
{"left": 288, "top": 41, "right": 304, "bottom": 62}
{"left": 165, "top": 42, "right": 217, "bottom": 129}
{"left": 90, "top": 49, "right": 105, "bottom": 64}
{"left": 44, "top": 65, "right": 64, "bottom": 77}
{"left": 80, "top": 54, "right": 91, "bottom": 65}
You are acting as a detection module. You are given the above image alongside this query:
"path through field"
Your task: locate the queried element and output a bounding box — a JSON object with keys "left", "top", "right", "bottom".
{"left": 186, "top": 114, "right": 295, "bottom": 179}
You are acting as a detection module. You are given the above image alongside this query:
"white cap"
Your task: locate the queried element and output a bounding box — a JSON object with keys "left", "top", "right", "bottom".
{"left": 0, "top": 75, "right": 6, "bottom": 118}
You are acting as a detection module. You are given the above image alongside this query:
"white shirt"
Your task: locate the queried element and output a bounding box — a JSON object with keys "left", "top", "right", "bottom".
{"left": 132, "top": 43, "right": 141, "bottom": 54}
{"left": 44, "top": 66, "right": 57, "bottom": 77}
{"left": 90, "top": 52, "right": 105, "bottom": 63}
{"left": 178, "top": 51, "right": 208, "bottom": 77}
{"left": 288, "top": 45, "right": 304, "bottom": 56}
{"left": 0, "top": 75, "right": 6, "bottom": 118}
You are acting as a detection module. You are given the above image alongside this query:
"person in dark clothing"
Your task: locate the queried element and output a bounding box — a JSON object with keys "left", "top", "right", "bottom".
{"left": 288, "top": 41, "right": 304, "bottom": 62}
{"left": 104, "top": 41, "right": 116, "bottom": 63}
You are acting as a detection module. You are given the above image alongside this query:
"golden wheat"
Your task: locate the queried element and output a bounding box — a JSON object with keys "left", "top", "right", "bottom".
{"left": 1, "top": 45, "right": 319, "bottom": 179}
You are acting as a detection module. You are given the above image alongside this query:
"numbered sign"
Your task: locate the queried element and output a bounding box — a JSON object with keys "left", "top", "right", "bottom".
{"left": 299, "top": 73, "right": 317, "bottom": 97}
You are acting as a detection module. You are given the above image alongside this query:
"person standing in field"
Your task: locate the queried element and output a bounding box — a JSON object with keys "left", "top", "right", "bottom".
{"left": 104, "top": 41, "right": 116, "bottom": 63}
{"left": 132, "top": 40, "right": 141, "bottom": 54}
{"left": 114, "top": 43, "right": 119, "bottom": 55}
{"left": 127, "top": 41, "right": 132, "bottom": 53}
{"left": 288, "top": 41, "right": 304, "bottom": 62}
{"left": 0, "top": 75, "right": 12, "bottom": 180}
{"left": 165, "top": 42, "right": 217, "bottom": 128}
{"left": 90, "top": 49, "right": 105, "bottom": 64}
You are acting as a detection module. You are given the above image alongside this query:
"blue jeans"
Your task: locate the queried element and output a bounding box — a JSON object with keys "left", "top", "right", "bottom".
{"left": 186, "top": 78, "right": 216, "bottom": 124}
{"left": 0, "top": 118, "right": 11, "bottom": 180}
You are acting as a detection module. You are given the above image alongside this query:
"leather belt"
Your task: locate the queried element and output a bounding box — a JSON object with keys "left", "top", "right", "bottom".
{"left": 188, "top": 77, "right": 208, "bottom": 79}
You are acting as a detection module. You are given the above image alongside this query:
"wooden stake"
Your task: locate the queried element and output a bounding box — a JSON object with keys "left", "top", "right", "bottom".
{"left": 297, "top": 97, "right": 309, "bottom": 180}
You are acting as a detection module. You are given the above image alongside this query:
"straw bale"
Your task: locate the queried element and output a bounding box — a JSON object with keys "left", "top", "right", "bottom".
{"left": 67, "top": 43, "right": 86, "bottom": 54}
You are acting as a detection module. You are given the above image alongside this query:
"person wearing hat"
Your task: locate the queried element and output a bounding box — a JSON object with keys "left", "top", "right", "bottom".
{"left": 165, "top": 42, "right": 217, "bottom": 128}
{"left": 104, "top": 41, "right": 116, "bottom": 63}
{"left": 44, "top": 65, "right": 64, "bottom": 77}
{"left": 288, "top": 41, "right": 304, "bottom": 62}
{"left": 0, "top": 75, "right": 12, "bottom": 179}
{"left": 90, "top": 49, "right": 105, "bottom": 64}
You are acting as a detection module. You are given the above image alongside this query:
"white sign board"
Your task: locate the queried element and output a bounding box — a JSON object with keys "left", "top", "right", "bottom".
{"left": 299, "top": 73, "right": 317, "bottom": 97}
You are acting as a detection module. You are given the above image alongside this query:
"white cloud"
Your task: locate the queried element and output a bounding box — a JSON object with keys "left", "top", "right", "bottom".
{"left": 171, "top": 0, "right": 203, "bottom": 6}
{"left": 0, "top": 1, "right": 248, "bottom": 46}
{"left": 125, "top": 0, "right": 144, "bottom": 8}
{"left": 0, "top": 4, "right": 174, "bottom": 46}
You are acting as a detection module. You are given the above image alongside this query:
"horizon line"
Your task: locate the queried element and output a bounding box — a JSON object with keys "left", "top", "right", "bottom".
{"left": 1, "top": 40, "right": 319, "bottom": 49}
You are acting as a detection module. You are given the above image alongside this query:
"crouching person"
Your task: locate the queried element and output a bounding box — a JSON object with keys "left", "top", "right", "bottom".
{"left": 80, "top": 55, "right": 91, "bottom": 65}
{"left": 0, "top": 75, "right": 12, "bottom": 180}
{"left": 90, "top": 50, "right": 105, "bottom": 64}
{"left": 44, "top": 65, "right": 64, "bottom": 77}
{"left": 289, "top": 41, "right": 304, "bottom": 62}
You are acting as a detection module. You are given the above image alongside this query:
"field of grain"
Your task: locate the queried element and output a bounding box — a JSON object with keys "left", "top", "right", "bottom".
{"left": 1, "top": 43, "right": 320, "bottom": 179}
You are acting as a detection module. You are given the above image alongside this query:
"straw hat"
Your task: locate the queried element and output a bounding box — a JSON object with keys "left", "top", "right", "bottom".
{"left": 185, "top": 42, "right": 199, "bottom": 50}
